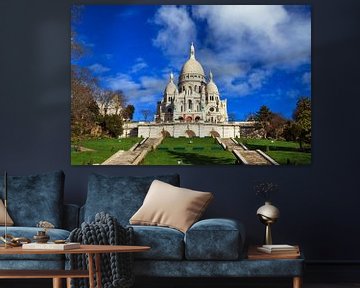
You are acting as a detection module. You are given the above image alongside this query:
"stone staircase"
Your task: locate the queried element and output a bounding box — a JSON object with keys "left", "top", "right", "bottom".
{"left": 102, "top": 137, "right": 163, "bottom": 165}
{"left": 219, "top": 138, "right": 278, "bottom": 165}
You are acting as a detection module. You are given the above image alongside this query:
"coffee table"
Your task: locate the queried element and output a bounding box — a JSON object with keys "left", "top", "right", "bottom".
{"left": 0, "top": 244, "right": 150, "bottom": 288}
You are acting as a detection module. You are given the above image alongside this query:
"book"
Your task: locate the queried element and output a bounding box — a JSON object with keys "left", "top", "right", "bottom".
{"left": 257, "top": 244, "right": 298, "bottom": 254}
{"left": 248, "top": 245, "right": 300, "bottom": 260}
{"left": 22, "top": 242, "right": 80, "bottom": 250}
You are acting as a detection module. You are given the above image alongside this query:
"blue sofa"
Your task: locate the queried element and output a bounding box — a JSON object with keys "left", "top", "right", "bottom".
{"left": 0, "top": 171, "right": 303, "bottom": 286}
{"left": 0, "top": 171, "right": 78, "bottom": 270}
{"left": 81, "top": 173, "right": 304, "bottom": 282}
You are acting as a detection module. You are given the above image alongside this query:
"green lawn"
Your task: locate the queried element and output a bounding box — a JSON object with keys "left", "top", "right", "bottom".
{"left": 142, "top": 137, "right": 237, "bottom": 165}
{"left": 71, "top": 137, "right": 141, "bottom": 165}
{"left": 236, "top": 138, "right": 311, "bottom": 165}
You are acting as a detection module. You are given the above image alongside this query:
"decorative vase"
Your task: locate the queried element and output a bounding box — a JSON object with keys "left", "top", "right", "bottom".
{"left": 33, "top": 231, "right": 50, "bottom": 243}
{"left": 256, "top": 201, "right": 280, "bottom": 245}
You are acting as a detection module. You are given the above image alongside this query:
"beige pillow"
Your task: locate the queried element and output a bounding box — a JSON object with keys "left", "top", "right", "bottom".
{"left": 130, "top": 180, "right": 213, "bottom": 233}
{"left": 0, "top": 199, "right": 14, "bottom": 226}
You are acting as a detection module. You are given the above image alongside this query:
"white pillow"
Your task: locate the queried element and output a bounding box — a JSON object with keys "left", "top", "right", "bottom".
{"left": 130, "top": 180, "right": 213, "bottom": 233}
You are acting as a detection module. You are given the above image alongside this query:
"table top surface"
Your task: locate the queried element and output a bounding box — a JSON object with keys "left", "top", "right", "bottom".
{"left": 0, "top": 244, "right": 150, "bottom": 255}
{"left": 247, "top": 245, "right": 301, "bottom": 260}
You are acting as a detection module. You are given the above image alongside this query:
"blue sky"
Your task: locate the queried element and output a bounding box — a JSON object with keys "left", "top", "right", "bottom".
{"left": 72, "top": 5, "right": 311, "bottom": 121}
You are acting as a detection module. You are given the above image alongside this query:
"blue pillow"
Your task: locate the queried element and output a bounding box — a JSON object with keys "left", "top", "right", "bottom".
{"left": 0, "top": 170, "right": 64, "bottom": 227}
{"left": 84, "top": 174, "right": 180, "bottom": 225}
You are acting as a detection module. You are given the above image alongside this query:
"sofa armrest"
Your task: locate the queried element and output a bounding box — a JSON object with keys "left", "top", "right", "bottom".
{"left": 184, "top": 218, "right": 245, "bottom": 260}
{"left": 63, "top": 204, "right": 80, "bottom": 231}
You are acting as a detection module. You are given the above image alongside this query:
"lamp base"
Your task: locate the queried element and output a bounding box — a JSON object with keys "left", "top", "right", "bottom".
{"left": 265, "top": 223, "right": 272, "bottom": 245}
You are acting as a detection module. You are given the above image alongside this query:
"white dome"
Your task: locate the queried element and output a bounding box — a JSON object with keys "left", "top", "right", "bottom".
{"left": 165, "top": 81, "right": 178, "bottom": 94}
{"left": 180, "top": 58, "right": 205, "bottom": 76}
{"left": 179, "top": 43, "right": 205, "bottom": 77}
{"left": 206, "top": 71, "right": 219, "bottom": 94}
{"left": 164, "top": 73, "right": 178, "bottom": 94}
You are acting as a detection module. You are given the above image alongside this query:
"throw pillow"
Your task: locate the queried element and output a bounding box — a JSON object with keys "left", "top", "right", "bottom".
{"left": 84, "top": 173, "right": 180, "bottom": 225}
{"left": 130, "top": 180, "right": 213, "bottom": 233}
{"left": 0, "top": 199, "right": 14, "bottom": 226}
{"left": 0, "top": 170, "right": 64, "bottom": 227}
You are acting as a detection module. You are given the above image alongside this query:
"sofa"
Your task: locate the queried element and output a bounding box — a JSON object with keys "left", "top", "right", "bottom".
{"left": 0, "top": 171, "right": 303, "bottom": 286}
{"left": 0, "top": 171, "right": 78, "bottom": 270}
{"left": 80, "top": 173, "right": 304, "bottom": 281}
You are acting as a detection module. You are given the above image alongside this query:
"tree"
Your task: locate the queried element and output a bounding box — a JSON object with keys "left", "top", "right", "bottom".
{"left": 71, "top": 66, "right": 100, "bottom": 138}
{"left": 122, "top": 104, "right": 135, "bottom": 120}
{"left": 254, "top": 105, "right": 273, "bottom": 138}
{"left": 292, "top": 97, "right": 311, "bottom": 149}
{"left": 102, "top": 114, "right": 123, "bottom": 137}
{"left": 71, "top": 6, "right": 85, "bottom": 61}
{"left": 268, "top": 113, "right": 287, "bottom": 139}
{"left": 71, "top": 7, "right": 101, "bottom": 139}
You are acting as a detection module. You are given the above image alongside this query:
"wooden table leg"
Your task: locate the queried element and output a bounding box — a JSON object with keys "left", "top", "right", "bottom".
{"left": 95, "top": 253, "right": 102, "bottom": 288}
{"left": 293, "top": 276, "right": 302, "bottom": 288}
{"left": 52, "top": 278, "right": 62, "bottom": 288}
{"left": 88, "top": 253, "right": 95, "bottom": 288}
{"left": 66, "top": 277, "right": 72, "bottom": 288}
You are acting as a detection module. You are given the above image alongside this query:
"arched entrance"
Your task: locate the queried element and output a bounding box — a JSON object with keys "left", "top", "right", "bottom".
{"left": 161, "top": 130, "right": 171, "bottom": 138}
{"left": 186, "top": 116, "right": 193, "bottom": 122}
{"left": 185, "top": 130, "right": 196, "bottom": 138}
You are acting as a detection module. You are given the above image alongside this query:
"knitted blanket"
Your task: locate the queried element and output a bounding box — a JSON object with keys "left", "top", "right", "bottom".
{"left": 68, "top": 212, "right": 134, "bottom": 288}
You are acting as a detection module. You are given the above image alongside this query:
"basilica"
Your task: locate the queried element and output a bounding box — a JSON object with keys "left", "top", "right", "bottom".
{"left": 156, "top": 43, "right": 228, "bottom": 124}
{"left": 126, "top": 43, "right": 255, "bottom": 139}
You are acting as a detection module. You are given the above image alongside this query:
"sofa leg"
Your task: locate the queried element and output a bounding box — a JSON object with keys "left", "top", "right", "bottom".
{"left": 53, "top": 278, "right": 62, "bottom": 288}
{"left": 67, "top": 277, "right": 72, "bottom": 288}
{"left": 293, "top": 276, "right": 302, "bottom": 288}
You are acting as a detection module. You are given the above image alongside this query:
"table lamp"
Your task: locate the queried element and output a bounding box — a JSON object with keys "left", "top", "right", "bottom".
{"left": 256, "top": 201, "right": 280, "bottom": 245}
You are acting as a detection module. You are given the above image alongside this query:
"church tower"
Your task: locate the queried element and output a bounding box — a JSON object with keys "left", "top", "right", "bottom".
{"left": 157, "top": 72, "right": 178, "bottom": 122}
{"left": 156, "top": 43, "right": 228, "bottom": 123}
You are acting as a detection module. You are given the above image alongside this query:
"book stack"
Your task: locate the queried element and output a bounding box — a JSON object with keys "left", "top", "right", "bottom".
{"left": 22, "top": 242, "right": 80, "bottom": 250}
{"left": 257, "top": 244, "right": 299, "bottom": 254}
{"left": 248, "top": 244, "right": 300, "bottom": 260}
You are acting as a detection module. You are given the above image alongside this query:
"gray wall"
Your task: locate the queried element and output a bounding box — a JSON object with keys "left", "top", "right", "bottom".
{"left": 0, "top": 0, "right": 359, "bottom": 263}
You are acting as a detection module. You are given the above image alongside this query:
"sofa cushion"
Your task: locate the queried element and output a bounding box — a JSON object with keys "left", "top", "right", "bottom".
{"left": 130, "top": 180, "right": 213, "bottom": 233}
{"left": 130, "top": 225, "right": 184, "bottom": 260}
{"left": 0, "top": 227, "right": 70, "bottom": 261}
{"left": 185, "top": 218, "right": 245, "bottom": 260}
{"left": 84, "top": 174, "right": 180, "bottom": 225}
{"left": 0, "top": 199, "right": 14, "bottom": 226}
{"left": 0, "top": 171, "right": 64, "bottom": 227}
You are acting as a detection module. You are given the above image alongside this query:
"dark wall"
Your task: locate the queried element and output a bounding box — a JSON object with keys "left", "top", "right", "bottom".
{"left": 0, "top": 0, "right": 359, "bottom": 263}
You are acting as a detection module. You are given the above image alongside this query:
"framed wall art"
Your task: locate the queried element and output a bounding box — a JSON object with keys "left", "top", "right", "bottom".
{"left": 71, "top": 5, "right": 311, "bottom": 166}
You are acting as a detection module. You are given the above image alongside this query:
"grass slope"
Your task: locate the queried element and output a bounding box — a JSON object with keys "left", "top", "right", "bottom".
{"left": 237, "top": 138, "right": 311, "bottom": 165}
{"left": 142, "top": 137, "right": 236, "bottom": 165}
{"left": 71, "top": 137, "right": 141, "bottom": 165}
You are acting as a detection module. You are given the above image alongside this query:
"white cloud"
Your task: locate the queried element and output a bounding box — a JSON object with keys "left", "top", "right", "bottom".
{"left": 88, "top": 63, "right": 110, "bottom": 74}
{"left": 103, "top": 73, "right": 167, "bottom": 106}
{"left": 151, "top": 5, "right": 310, "bottom": 99}
{"left": 152, "top": 6, "right": 197, "bottom": 58}
{"left": 104, "top": 73, "right": 140, "bottom": 92}
{"left": 302, "top": 71, "right": 311, "bottom": 85}
{"left": 130, "top": 58, "right": 148, "bottom": 74}
{"left": 192, "top": 5, "right": 310, "bottom": 68}
{"left": 286, "top": 89, "right": 300, "bottom": 99}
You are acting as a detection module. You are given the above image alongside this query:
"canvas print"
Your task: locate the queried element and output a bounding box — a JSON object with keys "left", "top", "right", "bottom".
{"left": 71, "top": 5, "right": 311, "bottom": 166}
